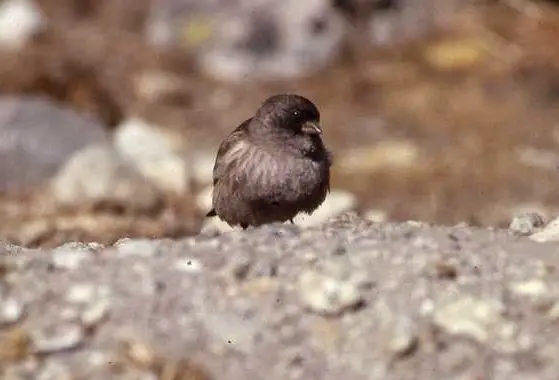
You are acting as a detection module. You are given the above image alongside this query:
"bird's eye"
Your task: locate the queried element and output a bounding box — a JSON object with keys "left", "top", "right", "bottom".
{"left": 292, "top": 110, "right": 300, "bottom": 118}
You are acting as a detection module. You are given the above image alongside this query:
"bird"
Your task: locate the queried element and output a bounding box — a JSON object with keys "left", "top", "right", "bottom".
{"left": 206, "top": 93, "right": 332, "bottom": 229}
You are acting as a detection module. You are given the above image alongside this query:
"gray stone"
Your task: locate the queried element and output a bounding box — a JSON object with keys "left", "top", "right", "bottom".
{"left": 50, "top": 144, "right": 162, "bottom": 212}
{"left": 113, "top": 117, "right": 191, "bottom": 193}
{"left": 509, "top": 212, "right": 546, "bottom": 236}
{"left": 32, "top": 324, "right": 85, "bottom": 353}
{"left": 530, "top": 217, "right": 559, "bottom": 243}
{"left": 298, "top": 260, "right": 366, "bottom": 316}
{"left": 0, "top": 96, "right": 108, "bottom": 191}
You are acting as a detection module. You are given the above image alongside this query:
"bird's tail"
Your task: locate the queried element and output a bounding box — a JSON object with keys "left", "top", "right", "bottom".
{"left": 206, "top": 208, "right": 217, "bottom": 217}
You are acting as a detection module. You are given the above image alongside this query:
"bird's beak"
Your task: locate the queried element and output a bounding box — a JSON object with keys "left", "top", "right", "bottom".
{"left": 301, "top": 120, "right": 322, "bottom": 135}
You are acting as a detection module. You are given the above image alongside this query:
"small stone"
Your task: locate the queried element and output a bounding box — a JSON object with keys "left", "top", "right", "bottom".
{"left": 32, "top": 324, "right": 84, "bottom": 353}
{"left": 51, "top": 246, "right": 93, "bottom": 270}
{"left": 530, "top": 217, "right": 559, "bottom": 242}
{"left": 508, "top": 279, "right": 553, "bottom": 308}
{"left": 122, "top": 339, "right": 157, "bottom": 369}
{"left": 388, "top": 317, "right": 418, "bottom": 357}
{"left": 298, "top": 263, "right": 365, "bottom": 316}
{"left": 292, "top": 190, "right": 358, "bottom": 227}
{"left": 0, "top": 0, "right": 44, "bottom": 49}
{"left": 509, "top": 279, "right": 548, "bottom": 298}
{"left": 0, "top": 298, "right": 25, "bottom": 324}
{"left": 175, "top": 257, "right": 203, "bottom": 273}
{"left": 66, "top": 284, "right": 97, "bottom": 304}
{"left": 432, "top": 295, "right": 517, "bottom": 351}
{"left": 195, "top": 185, "right": 213, "bottom": 213}
{"left": 509, "top": 212, "right": 546, "bottom": 236}
{"left": 81, "top": 300, "right": 111, "bottom": 327}
{"left": 192, "top": 151, "right": 217, "bottom": 185}
{"left": 363, "top": 209, "right": 388, "bottom": 223}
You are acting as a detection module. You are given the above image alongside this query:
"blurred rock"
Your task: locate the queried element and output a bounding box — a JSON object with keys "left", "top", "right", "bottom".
{"left": 292, "top": 190, "right": 358, "bottom": 227}
{"left": 0, "top": 0, "right": 45, "bottom": 49}
{"left": 530, "top": 217, "right": 559, "bottom": 243}
{"left": 298, "top": 259, "right": 367, "bottom": 316}
{"left": 363, "top": 208, "right": 388, "bottom": 223}
{"left": 50, "top": 144, "right": 162, "bottom": 212}
{"left": 0, "top": 96, "right": 109, "bottom": 192}
{"left": 196, "top": 185, "right": 213, "bottom": 213}
{"left": 197, "top": 0, "right": 349, "bottom": 81}
{"left": 432, "top": 294, "right": 520, "bottom": 353}
{"left": 516, "top": 146, "right": 559, "bottom": 171}
{"left": 509, "top": 212, "right": 546, "bottom": 236}
{"left": 192, "top": 150, "right": 217, "bottom": 186}
{"left": 113, "top": 117, "right": 191, "bottom": 193}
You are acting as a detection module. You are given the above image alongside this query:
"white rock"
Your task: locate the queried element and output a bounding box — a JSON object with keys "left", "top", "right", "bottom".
{"left": 530, "top": 217, "right": 559, "bottom": 243}
{"left": 113, "top": 117, "right": 191, "bottom": 193}
{"left": 0, "top": 298, "right": 25, "bottom": 324}
{"left": 196, "top": 185, "right": 213, "bottom": 212}
{"left": 364, "top": 209, "right": 388, "bottom": 223}
{"left": 192, "top": 151, "right": 217, "bottom": 185}
{"left": 293, "top": 190, "right": 358, "bottom": 227}
{"left": 0, "top": 0, "right": 44, "bottom": 49}
{"left": 50, "top": 144, "right": 162, "bottom": 211}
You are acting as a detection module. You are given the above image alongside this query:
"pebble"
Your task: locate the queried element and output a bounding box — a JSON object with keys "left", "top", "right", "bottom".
{"left": 508, "top": 279, "right": 552, "bottom": 307}
{"left": 113, "top": 117, "right": 191, "bottom": 193}
{"left": 192, "top": 150, "right": 217, "bottom": 185}
{"left": 530, "top": 217, "right": 559, "bottom": 242}
{"left": 0, "top": 0, "right": 44, "bottom": 49}
{"left": 387, "top": 316, "right": 418, "bottom": 357}
{"left": 432, "top": 294, "right": 518, "bottom": 351}
{"left": 292, "top": 190, "right": 358, "bottom": 227}
{"left": 298, "top": 262, "right": 366, "bottom": 316}
{"left": 32, "top": 324, "right": 85, "bottom": 353}
{"left": 363, "top": 209, "right": 388, "bottom": 223}
{"left": 66, "top": 284, "right": 97, "bottom": 304}
{"left": 0, "top": 298, "right": 25, "bottom": 324}
{"left": 51, "top": 246, "right": 94, "bottom": 271}
{"left": 50, "top": 144, "right": 162, "bottom": 212}
{"left": 509, "top": 212, "right": 546, "bottom": 236}
{"left": 80, "top": 300, "right": 111, "bottom": 327}
{"left": 174, "top": 257, "right": 203, "bottom": 273}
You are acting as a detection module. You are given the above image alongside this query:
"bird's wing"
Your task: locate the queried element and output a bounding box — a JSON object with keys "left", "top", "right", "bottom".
{"left": 212, "top": 118, "right": 252, "bottom": 187}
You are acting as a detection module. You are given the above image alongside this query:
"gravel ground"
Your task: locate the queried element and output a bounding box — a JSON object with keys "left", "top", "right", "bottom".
{"left": 2, "top": 213, "right": 559, "bottom": 379}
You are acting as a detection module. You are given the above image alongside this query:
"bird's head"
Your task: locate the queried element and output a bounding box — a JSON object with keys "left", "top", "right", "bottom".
{"left": 254, "top": 94, "right": 322, "bottom": 137}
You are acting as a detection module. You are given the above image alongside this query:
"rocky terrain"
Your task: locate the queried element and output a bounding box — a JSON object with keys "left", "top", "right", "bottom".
{"left": 3, "top": 213, "right": 559, "bottom": 379}
{"left": 2, "top": 1, "right": 559, "bottom": 378}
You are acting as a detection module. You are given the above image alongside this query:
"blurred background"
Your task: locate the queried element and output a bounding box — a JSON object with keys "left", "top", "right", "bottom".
{"left": 1, "top": 0, "right": 559, "bottom": 247}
